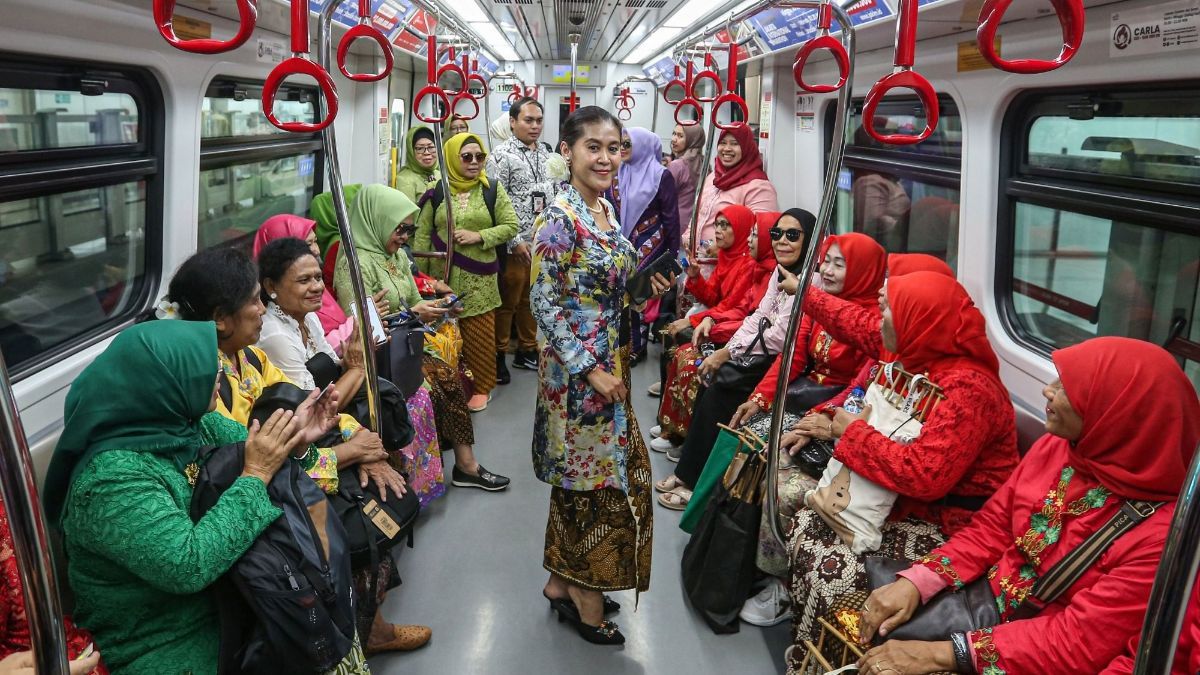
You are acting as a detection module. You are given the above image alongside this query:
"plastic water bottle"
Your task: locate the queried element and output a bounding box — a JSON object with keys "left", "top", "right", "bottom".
{"left": 843, "top": 387, "right": 866, "bottom": 414}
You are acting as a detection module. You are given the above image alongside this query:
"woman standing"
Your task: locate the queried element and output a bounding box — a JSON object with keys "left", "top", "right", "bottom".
{"left": 530, "top": 107, "right": 671, "bottom": 645}
{"left": 667, "top": 124, "right": 705, "bottom": 230}
{"left": 395, "top": 126, "right": 439, "bottom": 204}
{"left": 413, "top": 133, "right": 519, "bottom": 412}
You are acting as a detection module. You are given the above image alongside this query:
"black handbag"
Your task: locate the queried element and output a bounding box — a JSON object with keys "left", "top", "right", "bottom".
{"left": 794, "top": 438, "right": 836, "bottom": 480}
{"left": 376, "top": 312, "right": 427, "bottom": 399}
{"left": 714, "top": 318, "right": 774, "bottom": 390}
{"left": 306, "top": 354, "right": 415, "bottom": 453}
{"left": 865, "top": 499, "right": 1162, "bottom": 643}
{"left": 783, "top": 378, "right": 844, "bottom": 416}
{"left": 681, "top": 447, "right": 769, "bottom": 634}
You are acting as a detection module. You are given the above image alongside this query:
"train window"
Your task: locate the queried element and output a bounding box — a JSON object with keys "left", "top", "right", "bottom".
{"left": 825, "top": 95, "right": 963, "bottom": 268}
{"left": 198, "top": 152, "right": 318, "bottom": 249}
{"left": 198, "top": 77, "right": 323, "bottom": 249}
{"left": 1000, "top": 85, "right": 1200, "bottom": 388}
{"left": 0, "top": 88, "right": 138, "bottom": 152}
{"left": 0, "top": 55, "right": 162, "bottom": 377}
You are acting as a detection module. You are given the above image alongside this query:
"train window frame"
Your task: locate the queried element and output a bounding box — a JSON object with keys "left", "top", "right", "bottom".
{"left": 996, "top": 81, "right": 1200, "bottom": 375}
{"left": 0, "top": 52, "right": 164, "bottom": 380}
{"left": 822, "top": 93, "right": 964, "bottom": 267}
{"left": 198, "top": 77, "right": 325, "bottom": 251}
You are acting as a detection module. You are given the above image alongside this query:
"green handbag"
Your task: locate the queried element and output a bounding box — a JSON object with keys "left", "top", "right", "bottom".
{"left": 680, "top": 425, "right": 764, "bottom": 532}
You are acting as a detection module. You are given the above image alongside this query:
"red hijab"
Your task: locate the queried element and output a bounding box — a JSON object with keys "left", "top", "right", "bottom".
{"left": 715, "top": 204, "right": 755, "bottom": 265}
{"left": 823, "top": 232, "right": 887, "bottom": 307}
{"left": 712, "top": 123, "right": 770, "bottom": 191}
{"left": 253, "top": 214, "right": 315, "bottom": 258}
{"left": 753, "top": 211, "right": 782, "bottom": 276}
{"left": 1053, "top": 337, "right": 1200, "bottom": 501}
{"left": 887, "top": 252, "right": 954, "bottom": 278}
{"left": 886, "top": 271, "right": 1001, "bottom": 382}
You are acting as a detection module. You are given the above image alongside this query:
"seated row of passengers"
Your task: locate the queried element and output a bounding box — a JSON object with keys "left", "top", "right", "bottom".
{"left": 646, "top": 189, "right": 1200, "bottom": 672}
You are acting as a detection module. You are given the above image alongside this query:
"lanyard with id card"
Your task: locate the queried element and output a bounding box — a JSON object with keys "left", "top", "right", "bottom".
{"left": 531, "top": 191, "right": 547, "bottom": 215}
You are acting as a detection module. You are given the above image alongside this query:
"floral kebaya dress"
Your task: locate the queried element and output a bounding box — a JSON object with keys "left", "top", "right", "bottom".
{"left": 530, "top": 184, "right": 652, "bottom": 593}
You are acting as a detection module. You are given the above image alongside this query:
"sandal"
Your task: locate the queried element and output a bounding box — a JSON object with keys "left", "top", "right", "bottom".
{"left": 655, "top": 475, "right": 686, "bottom": 494}
{"left": 657, "top": 488, "right": 691, "bottom": 510}
{"left": 364, "top": 624, "right": 432, "bottom": 655}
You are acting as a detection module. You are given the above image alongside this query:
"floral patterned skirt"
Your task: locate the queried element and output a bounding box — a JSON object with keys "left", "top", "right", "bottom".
{"left": 787, "top": 508, "right": 945, "bottom": 645}
{"left": 658, "top": 344, "right": 704, "bottom": 441}
{"left": 391, "top": 383, "right": 446, "bottom": 508}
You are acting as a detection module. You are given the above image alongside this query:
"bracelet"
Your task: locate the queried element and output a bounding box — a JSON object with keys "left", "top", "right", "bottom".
{"left": 950, "top": 632, "right": 976, "bottom": 674}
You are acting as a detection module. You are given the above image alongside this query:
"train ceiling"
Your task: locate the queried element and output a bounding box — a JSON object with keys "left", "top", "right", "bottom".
{"left": 157, "top": 0, "right": 1122, "bottom": 69}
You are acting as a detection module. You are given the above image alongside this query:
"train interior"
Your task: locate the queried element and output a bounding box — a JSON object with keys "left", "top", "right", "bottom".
{"left": 0, "top": 0, "right": 1197, "bottom": 671}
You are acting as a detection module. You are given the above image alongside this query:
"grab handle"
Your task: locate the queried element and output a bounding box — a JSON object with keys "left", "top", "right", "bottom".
{"left": 154, "top": 0, "right": 257, "bottom": 54}
{"left": 793, "top": 3, "right": 849, "bottom": 93}
{"left": 977, "top": 0, "right": 1085, "bottom": 74}
{"left": 691, "top": 54, "right": 722, "bottom": 104}
{"left": 450, "top": 91, "right": 480, "bottom": 120}
{"left": 466, "top": 58, "right": 489, "bottom": 101}
{"left": 337, "top": 26, "right": 393, "bottom": 81}
{"left": 264, "top": 0, "right": 338, "bottom": 132}
{"left": 863, "top": 0, "right": 937, "bottom": 145}
{"left": 436, "top": 47, "right": 468, "bottom": 97}
{"left": 663, "top": 65, "right": 688, "bottom": 105}
{"left": 413, "top": 34, "right": 451, "bottom": 123}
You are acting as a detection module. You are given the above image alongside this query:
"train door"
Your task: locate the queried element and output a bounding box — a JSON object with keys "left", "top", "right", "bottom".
{"left": 543, "top": 87, "right": 597, "bottom": 143}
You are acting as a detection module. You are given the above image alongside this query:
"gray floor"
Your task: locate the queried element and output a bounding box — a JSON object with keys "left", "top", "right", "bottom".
{"left": 370, "top": 343, "right": 790, "bottom": 674}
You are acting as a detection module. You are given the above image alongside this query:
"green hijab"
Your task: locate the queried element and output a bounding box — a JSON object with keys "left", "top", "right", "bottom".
{"left": 403, "top": 126, "right": 437, "bottom": 176}
{"left": 348, "top": 184, "right": 421, "bottom": 260}
{"left": 44, "top": 320, "right": 219, "bottom": 523}
{"left": 310, "top": 183, "right": 363, "bottom": 256}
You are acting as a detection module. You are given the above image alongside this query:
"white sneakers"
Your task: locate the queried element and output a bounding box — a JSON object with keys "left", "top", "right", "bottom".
{"left": 649, "top": 436, "right": 679, "bottom": 454}
{"left": 739, "top": 578, "right": 792, "bottom": 627}
{"left": 647, "top": 381, "right": 662, "bottom": 397}
{"left": 649, "top": 425, "right": 663, "bottom": 438}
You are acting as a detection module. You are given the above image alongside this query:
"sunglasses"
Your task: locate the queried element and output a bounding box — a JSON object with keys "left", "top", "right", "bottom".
{"left": 413, "top": 145, "right": 437, "bottom": 154}
{"left": 621, "top": 141, "right": 632, "bottom": 150}
{"left": 459, "top": 152, "right": 487, "bottom": 163}
{"left": 395, "top": 225, "right": 417, "bottom": 235}
{"left": 770, "top": 227, "right": 804, "bottom": 242}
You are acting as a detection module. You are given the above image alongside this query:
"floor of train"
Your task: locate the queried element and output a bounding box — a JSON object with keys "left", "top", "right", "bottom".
{"left": 369, "top": 342, "right": 790, "bottom": 674}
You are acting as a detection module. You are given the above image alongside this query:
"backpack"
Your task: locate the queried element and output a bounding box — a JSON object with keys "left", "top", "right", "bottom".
{"left": 190, "top": 442, "right": 357, "bottom": 674}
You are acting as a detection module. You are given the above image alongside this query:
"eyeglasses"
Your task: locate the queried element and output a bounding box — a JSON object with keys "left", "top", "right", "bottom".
{"left": 395, "top": 225, "right": 416, "bottom": 236}
{"left": 770, "top": 227, "right": 804, "bottom": 242}
{"left": 621, "top": 141, "right": 632, "bottom": 150}
{"left": 459, "top": 152, "right": 487, "bottom": 163}
{"left": 413, "top": 145, "right": 437, "bottom": 154}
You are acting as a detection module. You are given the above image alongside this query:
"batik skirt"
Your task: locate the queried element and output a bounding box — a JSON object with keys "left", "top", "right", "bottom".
{"left": 657, "top": 343, "right": 705, "bottom": 441}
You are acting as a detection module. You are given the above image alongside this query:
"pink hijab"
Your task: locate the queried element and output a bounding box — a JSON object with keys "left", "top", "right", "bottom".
{"left": 252, "top": 215, "right": 351, "bottom": 346}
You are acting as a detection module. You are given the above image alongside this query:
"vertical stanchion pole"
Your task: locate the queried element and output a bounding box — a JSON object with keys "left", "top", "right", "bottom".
{"left": 0, "top": 348, "right": 70, "bottom": 675}
{"left": 318, "top": 0, "right": 381, "bottom": 432}
{"left": 764, "top": 1, "right": 857, "bottom": 550}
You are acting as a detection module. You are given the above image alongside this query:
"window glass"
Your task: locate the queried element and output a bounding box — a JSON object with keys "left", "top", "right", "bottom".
{"left": 0, "top": 89, "right": 138, "bottom": 152}
{"left": 1027, "top": 96, "right": 1200, "bottom": 186}
{"left": 848, "top": 95, "right": 962, "bottom": 160}
{"left": 834, "top": 167, "right": 960, "bottom": 269}
{"left": 201, "top": 92, "right": 315, "bottom": 139}
{"left": 198, "top": 153, "right": 317, "bottom": 249}
{"left": 1010, "top": 202, "right": 1200, "bottom": 387}
{"left": 0, "top": 181, "right": 148, "bottom": 368}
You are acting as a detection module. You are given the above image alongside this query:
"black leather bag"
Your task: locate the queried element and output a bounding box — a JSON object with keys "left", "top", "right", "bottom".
{"left": 305, "top": 354, "right": 414, "bottom": 453}
{"left": 794, "top": 438, "right": 836, "bottom": 480}
{"left": 783, "top": 378, "right": 844, "bottom": 416}
{"left": 714, "top": 318, "right": 774, "bottom": 390}
{"left": 376, "top": 313, "right": 426, "bottom": 399}
{"left": 865, "top": 557, "right": 1000, "bottom": 643}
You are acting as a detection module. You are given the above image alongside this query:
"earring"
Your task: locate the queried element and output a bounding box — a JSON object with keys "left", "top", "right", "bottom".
{"left": 270, "top": 292, "right": 278, "bottom": 300}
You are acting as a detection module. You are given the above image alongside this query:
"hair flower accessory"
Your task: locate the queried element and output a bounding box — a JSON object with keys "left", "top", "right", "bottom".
{"left": 546, "top": 153, "right": 570, "bottom": 181}
{"left": 155, "top": 296, "right": 181, "bottom": 320}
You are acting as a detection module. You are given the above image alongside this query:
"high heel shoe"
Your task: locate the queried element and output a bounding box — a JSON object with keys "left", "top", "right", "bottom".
{"left": 544, "top": 591, "right": 620, "bottom": 616}
{"left": 549, "top": 598, "right": 626, "bottom": 645}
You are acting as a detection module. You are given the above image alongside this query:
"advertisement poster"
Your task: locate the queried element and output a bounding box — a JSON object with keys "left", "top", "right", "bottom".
{"left": 643, "top": 56, "right": 677, "bottom": 88}
{"left": 748, "top": 0, "right": 892, "bottom": 51}
{"left": 1110, "top": 0, "right": 1200, "bottom": 58}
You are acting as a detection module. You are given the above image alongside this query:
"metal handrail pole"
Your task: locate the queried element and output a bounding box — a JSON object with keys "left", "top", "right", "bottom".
{"left": 763, "top": 0, "right": 856, "bottom": 549}
{"left": 318, "top": 0, "right": 381, "bottom": 432}
{"left": 684, "top": 70, "right": 719, "bottom": 260}
{"left": 1132, "top": 444, "right": 1200, "bottom": 675}
{"left": 431, "top": 109, "right": 458, "bottom": 284}
{"left": 0, "top": 350, "right": 70, "bottom": 674}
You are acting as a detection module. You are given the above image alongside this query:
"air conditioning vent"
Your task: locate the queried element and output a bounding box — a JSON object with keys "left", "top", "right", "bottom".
{"left": 625, "top": 0, "right": 667, "bottom": 7}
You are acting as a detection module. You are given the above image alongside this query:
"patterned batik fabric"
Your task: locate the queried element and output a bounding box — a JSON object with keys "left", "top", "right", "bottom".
{"left": 392, "top": 384, "right": 445, "bottom": 508}
{"left": 458, "top": 311, "right": 497, "bottom": 395}
{"left": 323, "top": 632, "right": 370, "bottom": 675}
{"left": 657, "top": 343, "right": 704, "bottom": 441}
{"left": 421, "top": 354, "right": 475, "bottom": 448}
{"left": 350, "top": 551, "right": 399, "bottom": 648}
{"left": 529, "top": 185, "right": 637, "bottom": 492}
{"left": 787, "top": 508, "right": 946, "bottom": 645}
{"left": 743, "top": 410, "right": 819, "bottom": 577}
{"left": 542, "top": 347, "right": 653, "bottom": 594}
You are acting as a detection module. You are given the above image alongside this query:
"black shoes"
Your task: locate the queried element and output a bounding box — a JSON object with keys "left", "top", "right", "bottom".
{"left": 511, "top": 350, "right": 538, "bottom": 371}
{"left": 549, "top": 598, "right": 625, "bottom": 645}
{"left": 496, "top": 354, "right": 511, "bottom": 385}
{"left": 451, "top": 464, "right": 511, "bottom": 491}
{"left": 543, "top": 592, "right": 620, "bottom": 616}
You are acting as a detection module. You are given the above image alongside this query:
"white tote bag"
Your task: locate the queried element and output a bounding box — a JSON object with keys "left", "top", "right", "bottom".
{"left": 805, "top": 374, "right": 928, "bottom": 554}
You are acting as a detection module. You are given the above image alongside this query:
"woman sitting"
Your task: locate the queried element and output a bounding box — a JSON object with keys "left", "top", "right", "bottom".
{"left": 256, "top": 236, "right": 445, "bottom": 507}
{"left": 253, "top": 214, "right": 354, "bottom": 354}
{"left": 854, "top": 337, "right": 1199, "bottom": 675}
{"left": 395, "top": 126, "right": 439, "bottom": 204}
{"left": 309, "top": 184, "right": 362, "bottom": 288}
{"left": 689, "top": 123, "right": 778, "bottom": 264}
{"left": 654, "top": 212, "right": 824, "bottom": 509}
{"left": 652, "top": 204, "right": 762, "bottom": 454}
{"left": 784, "top": 271, "right": 1019, "bottom": 645}
{"left": 43, "top": 320, "right": 353, "bottom": 674}
{"left": 336, "top": 184, "right": 510, "bottom": 492}
{"left": 413, "top": 133, "right": 519, "bottom": 412}
{"left": 0, "top": 497, "right": 105, "bottom": 675}
{"left": 165, "top": 246, "right": 428, "bottom": 656}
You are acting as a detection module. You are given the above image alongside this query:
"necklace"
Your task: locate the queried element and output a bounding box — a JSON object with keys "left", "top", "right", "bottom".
{"left": 586, "top": 202, "right": 603, "bottom": 214}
